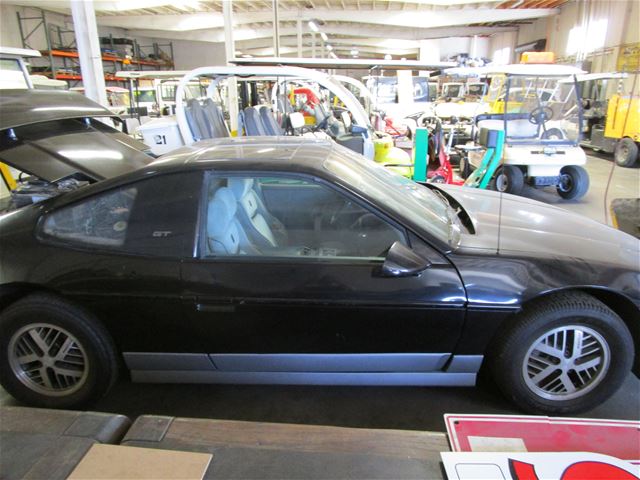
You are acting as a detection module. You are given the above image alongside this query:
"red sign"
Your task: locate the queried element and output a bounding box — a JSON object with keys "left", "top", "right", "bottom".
{"left": 445, "top": 414, "right": 640, "bottom": 461}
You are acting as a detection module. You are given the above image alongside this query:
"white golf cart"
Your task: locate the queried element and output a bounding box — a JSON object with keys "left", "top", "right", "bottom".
{"left": 126, "top": 66, "right": 376, "bottom": 158}
{"left": 460, "top": 63, "right": 589, "bottom": 200}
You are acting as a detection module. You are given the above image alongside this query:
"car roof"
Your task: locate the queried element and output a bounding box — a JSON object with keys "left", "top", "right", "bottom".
{"left": 148, "top": 136, "right": 337, "bottom": 174}
{"left": 0, "top": 89, "right": 117, "bottom": 130}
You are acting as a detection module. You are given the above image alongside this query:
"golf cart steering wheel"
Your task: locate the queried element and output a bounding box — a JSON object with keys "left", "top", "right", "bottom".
{"left": 528, "top": 106, "right": 553, "bottom": 125}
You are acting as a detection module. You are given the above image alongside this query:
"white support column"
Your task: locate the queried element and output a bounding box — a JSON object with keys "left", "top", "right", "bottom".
{"left": 70, "top": 0, "right": 107, "bottom": 107}
{"left": 297, "top": 20, "right": 303, "bottom": 57}
{"left": 272, "top": 0, "right": 280, "bottom": 57}
{"left": 418, "top": 39, "right": 440, "bottom": 76}
{"left": 223, "top": 0, "right": 239, "bottom": 134}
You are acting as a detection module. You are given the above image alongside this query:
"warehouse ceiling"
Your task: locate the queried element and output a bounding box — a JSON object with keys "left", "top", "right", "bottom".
{"left": 11, "top": 0, "right": 568, "bottom": 59}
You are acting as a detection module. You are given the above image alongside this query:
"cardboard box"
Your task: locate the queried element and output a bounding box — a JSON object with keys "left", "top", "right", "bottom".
{"left": 67, "top": 444, "right": 212, "bottom": 480}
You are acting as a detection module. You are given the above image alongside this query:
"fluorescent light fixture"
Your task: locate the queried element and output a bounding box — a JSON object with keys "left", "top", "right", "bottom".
{"left": 242, "top": 54, "right": 253, "bottom": 58}
{"left": 326, "top": 44, "right": 333, "bottom": 51}
{"left": 329, "top": 52, "right": 338, "bottom": 59}
{"left": 350, "top": 48, "right": 359, "bottom": 56}
{"left": 320, "top": 32, "right": 328, "bottom": 42}
{"left": 384, "top": 54, "right": 392, "bottom": 60}
{"left": 308, "top": 20, "right": 319, "bottom": 32}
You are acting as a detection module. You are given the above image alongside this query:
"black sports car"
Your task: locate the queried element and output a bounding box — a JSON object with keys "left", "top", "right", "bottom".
{"left": 0, "top": 111, "right": 638, "bottom": 413}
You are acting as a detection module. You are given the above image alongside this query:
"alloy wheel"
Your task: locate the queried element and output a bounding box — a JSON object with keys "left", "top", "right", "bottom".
{"left": 522, "top": 325, "right": 610, "bottom": 401}
{"left": 8, "top": 323, "right": 89, "bottom": 396}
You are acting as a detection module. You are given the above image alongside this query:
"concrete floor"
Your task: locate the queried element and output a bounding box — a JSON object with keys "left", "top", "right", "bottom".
{"left": 1, "top": 152, "right": 638, "bottom": 432}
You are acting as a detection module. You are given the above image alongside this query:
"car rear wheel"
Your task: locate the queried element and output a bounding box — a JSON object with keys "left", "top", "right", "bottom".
{"left": 615, "top": 138, "right": 639, "bottom": 168}
{"left": 557, "top": 165, "right": 589, "bottom": 200}
{"left": 493, "top": 165, "right": 524, "bottom": 195}
{"left": 490, "top": 291, "right": 633, "bottom": 414}
{"left": 0, "top": 293, "right": 118, "bottom": 409}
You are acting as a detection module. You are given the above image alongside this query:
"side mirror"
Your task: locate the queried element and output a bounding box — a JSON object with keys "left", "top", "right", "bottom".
{"left": 379, "top": 241, "right": 432, "bottom": 278}
{"left": 289, "top": 111, "right": 305, "bottom": 130}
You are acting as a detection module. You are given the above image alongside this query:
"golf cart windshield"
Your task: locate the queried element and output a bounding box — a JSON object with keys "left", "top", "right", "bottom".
{"left": 369, "top": 77, "right": 398, "bottom": 104}
{"left": 135, "top": 89, "right": 157, "bottom": 103}
{"left": 442, "top": 83, "right": 463, "bottom": 98}
{"left": 467, "top": 83, "right": 486, "bottom": 97}
{"left": 504, "top": 75, "right": 581, "bottom": 145}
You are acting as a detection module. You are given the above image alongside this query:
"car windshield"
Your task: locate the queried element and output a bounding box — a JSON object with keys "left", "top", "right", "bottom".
{"left": 324, "top": 147, "right": 459, "bottom": 247}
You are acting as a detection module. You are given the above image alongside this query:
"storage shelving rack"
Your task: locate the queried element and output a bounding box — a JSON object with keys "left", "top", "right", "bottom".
{"left": 17, "top": 8, "right": 174, "bottom": 87}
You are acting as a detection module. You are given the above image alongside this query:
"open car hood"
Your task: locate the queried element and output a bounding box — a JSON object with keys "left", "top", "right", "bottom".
{"left": 436, "top": 185, "right": 638, "bottom": 268}
{"left": 0, "top": 89, "right": 152, "bottom": 183}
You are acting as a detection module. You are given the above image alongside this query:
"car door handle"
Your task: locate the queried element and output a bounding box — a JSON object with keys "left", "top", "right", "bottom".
{"left": 196, "top": 303, "right": 236, "bottom": 313}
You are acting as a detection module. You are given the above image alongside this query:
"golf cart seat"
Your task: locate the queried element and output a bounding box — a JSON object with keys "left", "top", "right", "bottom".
{"left": 259, "top": 106, "right": 284, "bottom": 135}
{"left": 477, "top": 118, "right": 538, "bottom": 138}
{"left": 244, "top": 107, "right": 268, "bottom": 136}
{"left": 185, "top": 98, "right": 210, "bottom": 141}
{"left": 203, "top": 98, "right": 230, "bottom": 138}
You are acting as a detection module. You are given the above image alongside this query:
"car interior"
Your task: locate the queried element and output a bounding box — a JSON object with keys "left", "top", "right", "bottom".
{"left": 205, "top": 175, "right": 405, "bottom": 259}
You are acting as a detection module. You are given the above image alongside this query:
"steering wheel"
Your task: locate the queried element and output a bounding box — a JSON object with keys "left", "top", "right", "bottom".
{"left": 528, "top": 106, "right": 554, "bottom": 125}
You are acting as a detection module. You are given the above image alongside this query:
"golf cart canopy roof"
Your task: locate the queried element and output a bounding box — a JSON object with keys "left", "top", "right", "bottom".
{"left": 573, "top": 72, "right": 629, "bottom": 82}
{"left": 231, "top": 56, "right": 455, "bottom": 71}
{"left": 0, "top": 46, "right": 41, "bottom": 58}
{"left": 115, "top": 70, "right": 190, "bottom": 80}
{"left": 0, "top": 90, "right": 117, "bottom": 131}
{"left": 445, "top": 64, "right": 586, "bottom": 77}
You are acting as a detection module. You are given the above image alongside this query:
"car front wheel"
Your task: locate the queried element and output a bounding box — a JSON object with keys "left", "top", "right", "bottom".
{"left": 490, "top": 291, "right": 634, "bottom": 414}
{"left": 0, "top": 293, "right": 118, "bottom": 409}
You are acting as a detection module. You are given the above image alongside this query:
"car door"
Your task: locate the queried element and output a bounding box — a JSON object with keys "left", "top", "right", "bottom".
{"left": 180, "top": 171, "right": 467, "bottom": 373}
{"left": 36, "top": 171, "right": 204, "bottom": 354}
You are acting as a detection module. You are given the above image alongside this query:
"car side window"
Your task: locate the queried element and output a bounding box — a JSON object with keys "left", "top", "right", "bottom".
{"left": 42, "top": 186, "right": 137, "bottom": 247}
{"left": 42, "top": 172, "right": 202, "bottom": 257}
{"left": 203, "top": 174, "right": 406, "bottom": 260}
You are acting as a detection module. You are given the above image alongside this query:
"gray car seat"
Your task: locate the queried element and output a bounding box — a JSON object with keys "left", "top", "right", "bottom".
{"left": 229, "top": 178, "right": 277, "bottom": 249}
{"left": 244, "top": 107, "right": 267, "bottom": 136}
{"left": 207, "top": 187, "right": 242, "bottom": 255}
{"left": 259, "top": 106, "right": 284, "bottom": 135}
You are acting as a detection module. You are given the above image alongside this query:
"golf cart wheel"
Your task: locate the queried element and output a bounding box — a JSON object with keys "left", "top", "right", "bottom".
{"left": 490, "top": 291, "right": 633, "bottom": 414}
{"left": 0, "top": 293, "right": 119, "bottom": 409}
{"left": 557, "top": 165, "right": 589, "bottom": 200}
{"left": 494, "top": 165, "right": 524, "bottom": 195}
{"left": 615, "top": 138, "right": 639, "bottom": 168}
{"left": 430, "top": 175, "right": 446, "bottom": 184}
{"left": 458, "top": 156, "right": 471, "bottom": 179}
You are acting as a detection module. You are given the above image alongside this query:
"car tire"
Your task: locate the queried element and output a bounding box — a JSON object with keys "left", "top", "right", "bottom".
{"left": 557, "top": 165, "right": 589, "bottom": 200}
{"left": 615, "top": 138, "right": 639, "bottom": 168}
{"left": 490, "top": 291, "right": 633, "bottom": 414}
{"left": 0, "top": 293, "right": 118, "bottom": 409}
{"left": 493, "top": 165, "right": 524, "bottom": 195}
{"left": 458, "top": 155, "right": 470, "bottom": 179}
